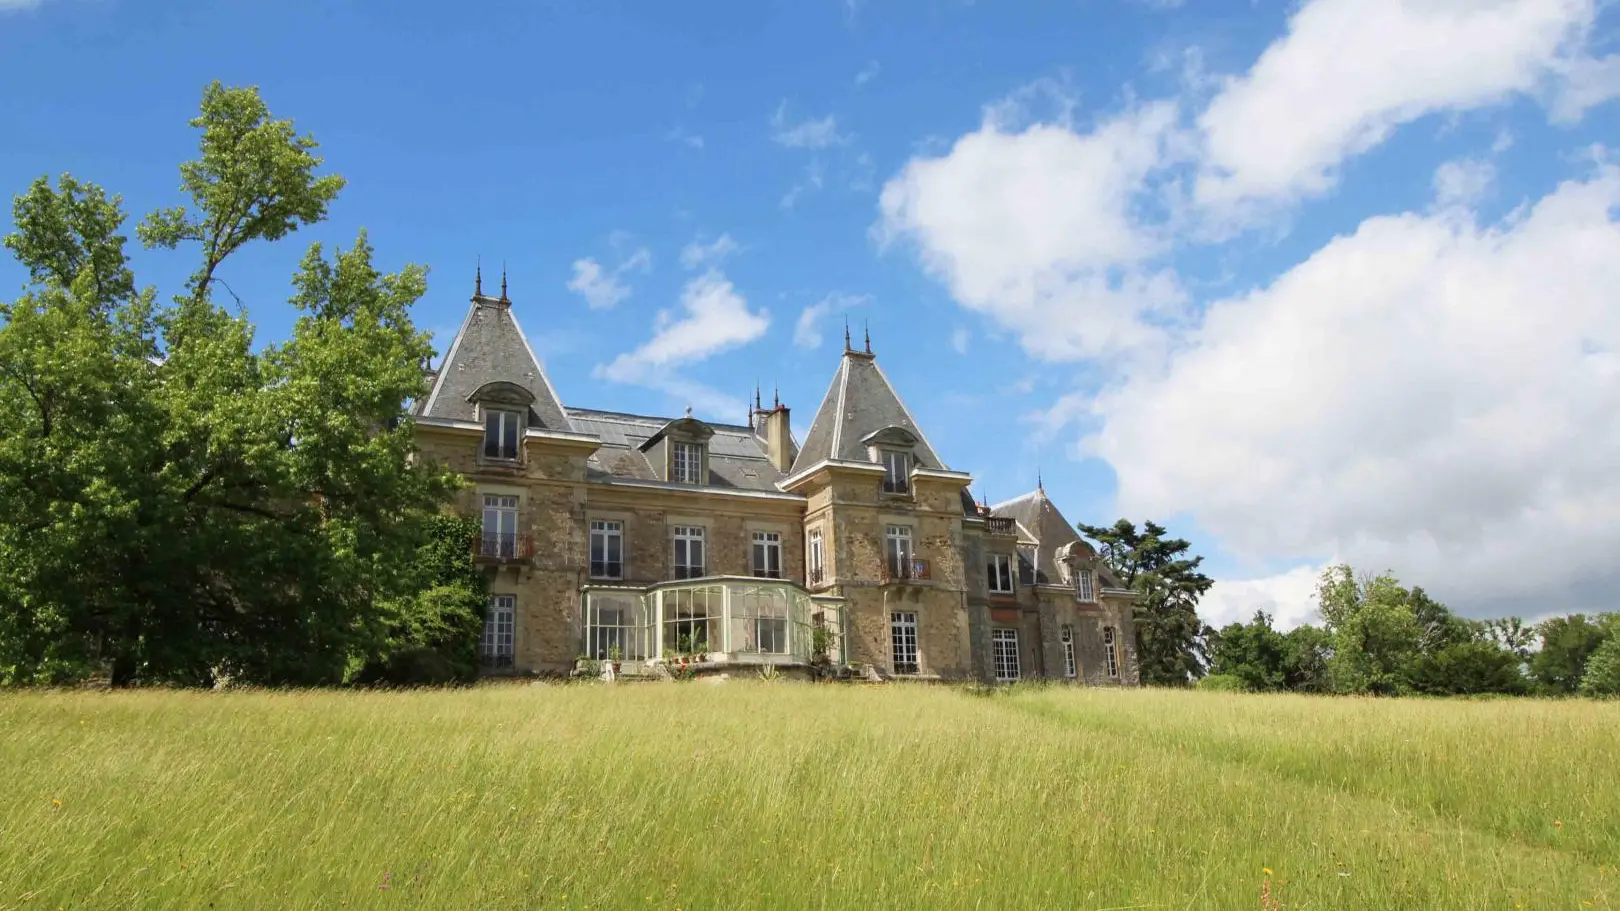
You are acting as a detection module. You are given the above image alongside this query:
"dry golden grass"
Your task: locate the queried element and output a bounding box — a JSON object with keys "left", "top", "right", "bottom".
{"left": 1, "top": 682, "right": 1616, "bottom": 910}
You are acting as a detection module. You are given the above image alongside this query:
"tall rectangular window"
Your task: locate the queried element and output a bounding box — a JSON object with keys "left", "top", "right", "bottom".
{"left": 881, "top": 450, "right": 911, "bottom": 494}
{"left": 589, "top": 520, "right": 623, "bottom": 579}
{"left": 483, "top": 409, "right": 521, "bottom": 460}
{"left": 988, "top": 554, "right": 1014, "bottom": 594}
{"left": 890, "top": 611, "right": 919, "bottom": 675}
{"left": 1017, "top": 546, "right": 1036, "bottom": 585}
{"left": 807, "top": 529, "right": 824, "bottom": 584}
{"left": 1075, "top": 568, "right": 1095, "bottom": 602}
{"left": 751, "top": 531, "right": 782, "bottom": 579}
{"left": 671, "top": 441, "right": 702, "bottom": 484}
{"left": 1061, "top": 625, "right": 1077, "bottom": 678}
{"left": 482, "top": 495, "right": 519, "bottom": 558}
{"left": 481, "top": 594, "right": 515, "bottom": 666}
{"left": 992, "top": 628, "right": 1020, "bottom": 682}
{"left": 1103, "top": 626, "right": 1119, "bottom": 678}
{"left": 885, "top": 525, "right": 913, "bottom": 579}
{"left": 672, "top": 525, "right": 705, "bottom": 579}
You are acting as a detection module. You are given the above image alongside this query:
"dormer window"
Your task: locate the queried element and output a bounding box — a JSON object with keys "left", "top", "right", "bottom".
{"left": 881, "top": 450, "right": 911, "bottom": 494}
{"left": 483, "top": 408, "right": 522, "bottom": 460}
{"left": 672, "top": 441, "right": 702, "bottom": 484}
{"left": 1075, "top": 568, "right": 1096, "bottom": 602}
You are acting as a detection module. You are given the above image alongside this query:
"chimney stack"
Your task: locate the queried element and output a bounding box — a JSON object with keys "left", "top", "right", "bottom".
{"left": 763, "top": 399, "right": 796, "bottom": 474}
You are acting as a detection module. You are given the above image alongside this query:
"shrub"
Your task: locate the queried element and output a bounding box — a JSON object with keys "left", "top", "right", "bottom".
{"left": 1195, "top": 673, "right": 1247, "bottom": 692}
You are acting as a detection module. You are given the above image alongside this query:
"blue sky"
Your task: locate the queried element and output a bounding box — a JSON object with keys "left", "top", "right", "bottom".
{"left": 3, "top": 0, "right": 1618, "bottom": 625}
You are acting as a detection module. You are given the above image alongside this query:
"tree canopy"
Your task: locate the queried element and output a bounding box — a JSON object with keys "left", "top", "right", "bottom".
{"left": 1077, "top": 518, "right": 1215, "bottom": 686}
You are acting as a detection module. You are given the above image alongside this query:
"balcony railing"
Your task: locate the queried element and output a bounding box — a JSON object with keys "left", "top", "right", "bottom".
{"left": 807, "top": 567, "right": 825, "bottom": 587}
{"left": 880, "top": 478, "right": 911, "bottom": 495}
{"left": 475, "top": 532, "right": 534, "bottom": 562}
{"left": 882, "top": 557, "right": 931, "bottom": 584}
{"left": 984, "top": 516, "right": 1017, "bottom": 536}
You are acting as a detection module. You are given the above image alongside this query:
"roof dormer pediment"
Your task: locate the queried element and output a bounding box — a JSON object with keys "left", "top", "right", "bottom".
{"left": 467, "top": 380, "right": 537, "bottom": 408}
{"left": 637, "top": 415, "right": 715, "bottom": 452}
{"left": 860, "top": 425, "right": 920, "bottom": 449}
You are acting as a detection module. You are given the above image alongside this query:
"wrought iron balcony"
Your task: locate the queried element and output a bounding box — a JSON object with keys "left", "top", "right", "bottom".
{"left": 475, "top": 532, "right": 533, "bottom": 562}
{"left": 807, "top": 567, "right": 825, "bottom": 587}
{"left": 882, "top": 557, "right": 931, "bottom": 584}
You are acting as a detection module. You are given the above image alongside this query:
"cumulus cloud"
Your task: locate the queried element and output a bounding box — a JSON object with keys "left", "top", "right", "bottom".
{"left": 793, "top": 292, "right": 868, "bottom": 349}
{"left": 1087, "top": 166, "right": 1620, "bottom": 617}
{"left": 1432, "top": 158, "right": 1497, "bottom": 208}
{"left": 1195, "top": 0, "right": 1616, "bottom": 218}
{"left": 565, "top": 248, "right": 650, "bottom": 311}
{"left": 771, "top": 102, "right": 851, "bottom": 149}
{"left": 1202, "top": 566, "right": 1329, "bottom": 631}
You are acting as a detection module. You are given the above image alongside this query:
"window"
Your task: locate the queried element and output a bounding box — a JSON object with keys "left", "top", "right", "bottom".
{"left": 751, "top": 531, "right": 783, "bottom": 579}
{"left": 992, "top": 628, "right": 1020, "bottom": 682}
{"left": 1017, "top": 546, "right": 1036, "bottom": 585}
{"left": 672, "top": 525, "right": 706, "bottom": 579}
{"left": 890, "top": 611, "right": 919, "bottom": 674}
{"left": 1075, "top": 568, "right": 1096, "bottom": 602}
{"left": 1103, "top": 626, "right": 1119, "bottom": 678}
{"left": 1061, "top": 625, "right": 1077, "bottom": 678}
{"left": 481, "top": 594, "right": 515, "bottom": 666}
{"left": 988, "top": 554, "right": 1014, "bottom": 594}
{"left": 807, "top": 529, "right": 824, "bottom": 585}
{"left": 732, "top": 585, "right": 790, "bottom": 655}
{"left": 885, "top": 525, "right": 914, "bottom": 580}
{"left": 481, "top": 495, "right": 519, "bottom": 558}
{"left": 664, "top": 585, "right": 719, "bottom": 655}
{"left": 881, "top": 450, "right": 911, "bottom": 494}
{"left": 483, "top": 409, "right": 521, "bottom": 460}
{"left": 671, "top": 441, "right": 702, "bottom": 484}
{"left": 589, "top": 520, "right": 623, "bottom": 579}
{"left": 584, "top": 592, "right": 650, "bottom": 661}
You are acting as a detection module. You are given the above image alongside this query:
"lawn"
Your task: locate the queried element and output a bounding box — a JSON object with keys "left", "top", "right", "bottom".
{"left": 1, "top": 682, "right": 1615, "bottom": 910}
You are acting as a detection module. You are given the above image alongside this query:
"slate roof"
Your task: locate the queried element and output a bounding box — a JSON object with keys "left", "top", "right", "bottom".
{"left": 418, "top": 294, "right": 573, "bottom": 432}
{"left": 790, "top": 350, "right": 947, "bottom": 475}
{"left": 568, "top": 408, "right": 786, "bottom": 493}
{"left": 990, "top": 487, "right": 1125, "bottom": 589}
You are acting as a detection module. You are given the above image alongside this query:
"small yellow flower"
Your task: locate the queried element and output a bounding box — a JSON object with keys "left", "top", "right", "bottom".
{"left": 1263, "top": 868, "right": 1273, "bottom": 876}
{"left": 50, "top": 797, "right": 62, "bottom": 808}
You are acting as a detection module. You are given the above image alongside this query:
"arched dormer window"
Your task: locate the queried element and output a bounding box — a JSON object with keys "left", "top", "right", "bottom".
{"left": 639, "top": 413, "right": 715, "bottom": 485}
{"left": 862, "top": 425, "right": 919, "bottom": 495}
{"left": 468, "top": 381, "right": 537, "bottom": 461}
{"left": 1055, "top": 541, "right": 1097, "bottom": 602}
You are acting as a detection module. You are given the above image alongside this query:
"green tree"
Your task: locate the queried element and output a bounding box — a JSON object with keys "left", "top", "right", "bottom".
{"left": 0, "top": 81, "right": 455, "bottom": 686}
{"left": 357, "top": 515, "right": 488, "bottom": 685}
{"left": 1208, "top": 611, "right": 1290, "bottom": 691}
{"left": 1579, "top": 633, "right": 1620, "bottom": 697}
{"left": 1282, "top": 624, "right": 1332, "bottom": 692}
{"left": 1314, "top": 564, "right": 1422, "bottom": 695}
{"left": 1404, "top": 640, "right": 1527, "bottom": 696}
{"left": 1077, "top": 519, "right": 1215, "bottom": 686}
{"left": 1530, "top": 614, "right": 1610, "bottom": 695}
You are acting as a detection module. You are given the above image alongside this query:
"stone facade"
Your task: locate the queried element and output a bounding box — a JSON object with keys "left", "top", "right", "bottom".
{"left": 412, "top": 283, "right": 1140, "bottom": 685}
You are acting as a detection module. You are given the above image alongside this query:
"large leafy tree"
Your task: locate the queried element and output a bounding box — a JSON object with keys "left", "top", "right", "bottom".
{"left": 1315, "top": 564, "right": 1423, "bottom": 695}
{"left": 0, "top": 82, "right": 457, "bottom": 686}
{"left": 1077, "top": 519, "right": 1215, "bottom": 686}
{"left": 1208, "top": 611, "right": 1290, "bottom": 691}
{"left": 1530, "top": 614, "right": 1610, "bottom": 695}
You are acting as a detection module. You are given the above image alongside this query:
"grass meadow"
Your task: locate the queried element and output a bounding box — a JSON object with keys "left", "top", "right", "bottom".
{"left": 1, "top": 683, "right": 1616, "bottom": 911}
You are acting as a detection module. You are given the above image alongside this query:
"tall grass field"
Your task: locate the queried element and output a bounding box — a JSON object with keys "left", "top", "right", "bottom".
{"left": 1, "top": 683, "right": 1615, "bottom": 910}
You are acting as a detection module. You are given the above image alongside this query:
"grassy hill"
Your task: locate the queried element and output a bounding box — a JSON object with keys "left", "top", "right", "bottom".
{"left": 1, "top": 683, "right": 1615, "bottom": 910}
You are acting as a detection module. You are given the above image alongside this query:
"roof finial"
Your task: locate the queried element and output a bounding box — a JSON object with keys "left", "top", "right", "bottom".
{"left": 1037, "top": 466, "right": 1043, "bottom": 492}
{"left": 685, "top": 405, "right": 693, "bottom": 418}
{"left": 475, "top": 256, "right": 483, "bottom": 297}
{"left": 755, "top": 383, "right": 762, "bottom": 412}
{"left": 500, "top": 261, "right": 508, "bottom": 301}
{"left": 844, "top": 317, "right": 852, "bottom": 352}
{"left": 773, "top": 384, "right": 780, "bottom": 409}
{"left": 864, "top": 320, "right": 871, "bottom": 354}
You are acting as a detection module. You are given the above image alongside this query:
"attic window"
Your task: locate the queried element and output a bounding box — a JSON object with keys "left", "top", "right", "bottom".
{"left": 672, "top": 441, "right": 703, "bottom": 484}
{"left": 1075, "top": 568, "right": 1096, "bottom": 603}
{"left": 881, "top": 450, "right": 911, "bottom": 494}
{"left": 484, "top": 409, "right": 522, "bottom": 460}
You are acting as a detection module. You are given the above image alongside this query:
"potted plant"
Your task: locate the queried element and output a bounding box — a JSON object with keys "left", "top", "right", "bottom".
{"left": 607, "top": 645, "right": 623, "bottom": 675}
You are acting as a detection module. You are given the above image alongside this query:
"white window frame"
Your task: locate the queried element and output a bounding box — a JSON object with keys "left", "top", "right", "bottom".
{"left": 672, "top": 525, "right": 706, "bottom": 579}
{"left": 589, "top": 519, "right": 624, "bottom": 580}
{"left": 881, "top": 449, "right": 911, "bottom": 494}
{"left": 482, "top": 594, "right": 515, "bottom": 666}
{"left": 1075, "top": 568, "right": 1096, "bottom": 602}
{"left": 1103, "top": 626, "right": 1119, "bottom": 678}
{"left": 885, "top": 525, "right": 914, "bottom": 579}
{"left": 1061, "top": 625, "right": 1077, "bottom": 678}
{"left": 807, "top": 528, "right": 825, "bottom": 584}
{"left": 992, "top": 628, "right": 1020, "bottom": 682}
{"left": 671, "top": 441, "right": 702, "bottom": 484}
{"left": 988, "top": 554, "right": 1014, "bottom": 594}
{"left": 483, "top": 408, "right": 522, "bottom": 460}
{"left": 481, "top": 495, "right": 519, "bottom": 558}
{"left": 751, "top": 530, "right": 783, "bottom": 579}
{"left": 890, "top": 611, "right": 919, "bottom": 674}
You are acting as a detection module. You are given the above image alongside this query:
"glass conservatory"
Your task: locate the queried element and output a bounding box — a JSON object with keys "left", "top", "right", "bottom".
{"left": 581, "top": 577, "right": 835, "bottom": 669}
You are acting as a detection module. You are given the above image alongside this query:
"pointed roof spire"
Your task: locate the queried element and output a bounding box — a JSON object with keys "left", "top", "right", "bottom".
{"left": 773, "top": 384, "right": 780, "bottom": 409}
{"left": 1036, "top": 467, "right": 1044, "bottom": 492}
{"left": 755, "top": 383, "right": 762, "bottom": 412}
{"left": 475, "top": 257, "right": 483, "bottom": 298}
{"left": 844, "top": 317, "right": 852, "bottom": 352}
{"left": 864, "top": 320, "right": 871, "bottom": 354}
{"left": 500, "top": 261, "right": 508, "bottom": 301}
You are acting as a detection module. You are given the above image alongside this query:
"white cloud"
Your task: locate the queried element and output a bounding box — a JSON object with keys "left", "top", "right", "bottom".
{"left": 793, "top": 292, "right": 868, "bottom": 349}
{"left": 855, "top": 61, "right": 881, "bottom": 87}
{"left": 666, "top": 127, "right": 705, "bottom": 149}
{"left": 0, "top": 0, "right": 45, "bottom": 9}
{"left": 679, "top": 234, "right": 739, "bottom": 270}
{"left": 1195, "top": 0, "right": 1616, "bottom": 217}
{"left": 565, "top": 248, "right": 650, "bottom": 311}
{"left": 951, "top": 327, "right": 970, "bottom": 354}
{"left": 877, "top": 98, "right": 1190, "bottom": 363}
{"left": 771, "top": 102, "right": 851, "bottom": 149}
{"left": 1202, "top": 566, "right": 1328, "bottom": 631}
{"left": 599, "top": 270, "right": 770, "bottom": 388}
{"left": 1432, "top": 158, "right": 1496, "bottom": 208}
{"left": 1086, "top": 166, "right": 1620, "bottom": 618}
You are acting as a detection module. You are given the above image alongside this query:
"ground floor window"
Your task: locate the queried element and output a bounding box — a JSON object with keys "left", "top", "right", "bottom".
{"left": 890, "top": 611, "right": 919, "bottom": 674}
{"left": 583, "top": 592, "right": 652, "bottom": 660}
{"left": 482, "top": 594, "right": 515, "bottom": 667}
{"left": 730, "top": 584, "right": 791, "bottom": 654}
{"left": 664, "top": 584, "right": 721, "bottom": 655}
{"left": 992, "top": 628, "right": 1020, "bottom": 682}
{"left": 1103, "top": 626, "right": 1120, "bottom": 678}
{"left": 1061, "top": 625, "right": 1077, "bottom": 678}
